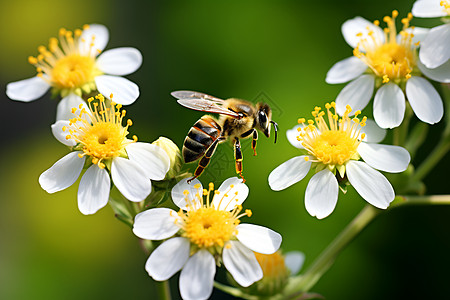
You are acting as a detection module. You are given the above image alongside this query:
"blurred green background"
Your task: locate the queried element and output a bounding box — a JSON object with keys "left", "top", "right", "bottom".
{"left": 1, "top": 0, "right": 449, "bottom": 299}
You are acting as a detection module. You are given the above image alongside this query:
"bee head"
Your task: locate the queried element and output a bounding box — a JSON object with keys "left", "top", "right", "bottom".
{"left": 256, "top": 103, "right": 278, "bottom": 143}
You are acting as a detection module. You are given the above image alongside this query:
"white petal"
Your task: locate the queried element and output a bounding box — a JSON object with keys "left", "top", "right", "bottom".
{"left": 236, "top": 224, "right": 282, "bottom": 254}
{"left": 77, "top": 165, "right": 110, "bottom": 215}
{"left": 304, "top": 169, "right": 339, "bottom": 219}
{"left": 419, "top": 23, "right": 450, "bottom": 68}
{"left": 412, "top": 0, "right": 447, "bottom": 18}
{"left": 406, "top": 76, "right": 443, "bottom": 124}
{"left": 335, "top": 75, "right": 375, "bottom": 116}
{"left": 346, "top": 161, "right": 394, "bottom": 209}
{"left": 6, "top": 76, "right": 50, "bottom": 102}
{"left": 286, "top": 124, "right": 304, "bottom": 149}
{"left": 51, "top": 120, "right": 75, "bottom": 146}
{"left": 133, "top": 208, "right": 180, "bottom": 240}
{"left": 358, "top": 143, "right": 410, "bottom": 173}
{"left": 223, "top": 240, "right": 263, "bottom": 287}
{"left": 418, "top": 58, "right": 450, "bottom": 83}
{"left": 179, "top": 250, "right": 215, "bottom": 300}
{"left": 79, "top": 24, "right": 109, "bottom": 56}
{"left": 171, "top": 178, "right": 203, "bottom": 210}
{"left": 96, "top": 47, "right": 143, "bottom": 75}
{"left": 398, "top": 27, "right": 430, "bottom": 46}
{"left": 284, "top": 251, "right": 305, "bottom": 275}
{"left": 146, "top": 237, "right": 190, "bottom": 281}
{"left": 211, "top": 177, "right": 249, "bottom": 211}
{"left": 56, "top": 93, "right": 89, "bottom": 121}
{"left": 373, "top": 83, "right": 405, "bottom": 129}
{"left": 268, "top": 156, "right": 311, "bottom": 191}
{"left": 326, "top": 56, "right": 368, "bottom": 84}
{"left": 125, "top": 143, "right": 170, "bottom": 180}
{"left": 95, "top": 75, "right": 139, "bottom": 105}
{"left": 361, "top": 119, "right": 386, "bottom": 143}
{"left": 39, "top": 151, "right": 85, "bottom": 193}
{"left": 111, "top": 157, "right": 152, "bottom": 201}
{"left": 341, "top": 16, "right": 384, "bottom": 50}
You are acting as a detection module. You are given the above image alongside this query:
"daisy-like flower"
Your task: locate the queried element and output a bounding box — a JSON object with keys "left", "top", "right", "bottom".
{"left": 133, "top": 177, "right": 282, "bottom": 300}
{"left": 269, "top": 103, "right": 410, "bottom": 219}
{"left": 326, "top": 11, "right": 445, "bottom": 128}
{"left": 39, "top": 94, "right": 170, "bottom": 215}
{"left": 412, "top": 0, "right": 450, "bottom": 71}
{"left": 6, "top": 24, "right": 142, "bottom": 120}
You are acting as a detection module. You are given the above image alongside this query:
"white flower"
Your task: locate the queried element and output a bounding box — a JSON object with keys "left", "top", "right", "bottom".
{"left": 412, "top": 0, "right": 450, "bottom": 69}
{"left": 133, "top": 177, "right": 282, "bottom": 300}
{"left": 39, "top": 94, "right": 170, "bottom": 215}
{"left": 269, "top": 103, "right": 410, "bottom": 219}
{"left": 6, "top": 24, "right": 142, "bottom": 120}
{"left": 326, "top": 11, "right": 445, "bottom": 128}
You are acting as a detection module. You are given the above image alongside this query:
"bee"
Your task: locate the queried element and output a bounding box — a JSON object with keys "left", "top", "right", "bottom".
{"left": 172, "top": 90, "right": 278, "bottom": 182}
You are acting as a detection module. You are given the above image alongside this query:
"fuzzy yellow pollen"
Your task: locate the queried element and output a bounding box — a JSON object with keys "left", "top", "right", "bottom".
{"left": 353, "top": 11, "right": 417, "bottom": 83}
{"left": 176, "top": 183, "right": 252, "bottom": 250}
{"left": 298, "top": 118, "right": 305, "bottom": 124}
{"left": 28, "top": 25, "right": 102, "bottom": 94}
{"left": 64, "top": 93, "right": 137, "bottom": 169}
{"left": 296, "top": 103, "right": 366, "bottom": 166}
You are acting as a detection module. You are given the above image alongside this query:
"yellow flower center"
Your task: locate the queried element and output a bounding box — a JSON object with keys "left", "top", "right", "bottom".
{"left": 353, "top": 10, "right": 417, "bottom": 83}
{"left": 254, "top": 251, "right": 288, "bottom": 279}
{"left": 51, "top": 54, "right": 97, "bottom": 89}
{"left": 298, "top": 102, "right": 366, "bottom": 167}
{"left": 28, "top": 25, "right": 102, "bottom": 96}
{"left": 176, "top": 183, "right": 251, "bottom": 249}
{"left": 442, "top": 1, "right": 450, "bottom": 15}
{"left": 64, "top": 93, "right": 137, "bottom": 169}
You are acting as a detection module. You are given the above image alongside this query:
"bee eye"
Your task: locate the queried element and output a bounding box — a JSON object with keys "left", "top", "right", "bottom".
{"left": 258, "top": 111, "right": 268, "bottom": 128}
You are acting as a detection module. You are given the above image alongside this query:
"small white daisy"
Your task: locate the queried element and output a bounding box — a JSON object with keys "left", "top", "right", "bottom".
{"left": 39, "top": 94, "right": 170, "bottom": 215}
{"left": 412, "top": 0, "right": 450, "bottom": 70}
{"left": 269, "top": 103, "right": 410, "bottom": 219}
{"left": 133, "top": 177, "right": 282, "bottom": 300}
{"left": 326, "top": 11, "right": 445, "bottom": 128}
{"left": 6, "top": 24, "right": 142, "bottom": 120}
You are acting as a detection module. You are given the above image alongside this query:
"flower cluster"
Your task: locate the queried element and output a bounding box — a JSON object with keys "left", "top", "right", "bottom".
{"left": 6, "top": 3, "right": 450, "bottom": 299}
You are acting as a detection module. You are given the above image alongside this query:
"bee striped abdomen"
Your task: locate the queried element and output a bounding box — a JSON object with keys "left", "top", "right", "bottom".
{"left": 183, "top": 116, "right": 222, "bottom": 163}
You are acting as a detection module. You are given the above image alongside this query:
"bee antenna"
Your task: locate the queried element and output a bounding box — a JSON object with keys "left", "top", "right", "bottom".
{"left": 270, "top": 120, "right": 278, "bottom": 143}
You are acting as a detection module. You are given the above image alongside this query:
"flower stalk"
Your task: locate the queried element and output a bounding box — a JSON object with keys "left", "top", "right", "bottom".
{"left": 293, "top": 204, "right": 380, "bottom": 293}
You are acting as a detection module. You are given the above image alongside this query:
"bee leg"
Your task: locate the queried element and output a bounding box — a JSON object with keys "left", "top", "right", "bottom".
{"left": 252, "top": 130, "right": 258, "bottom": 156}
{"left": 188, "top": 137, "right": 225, "bottom": 183}
{"left": 241, "top": 129, "right": 257, "bottom": 156}
{"left": 234, "top": 137, "right": 245, "bottom": 182}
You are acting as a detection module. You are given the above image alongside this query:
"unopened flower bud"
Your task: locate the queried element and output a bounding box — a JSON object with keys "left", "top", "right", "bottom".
{"left": 152, "top": 136, "right": 182, "bottom": 179}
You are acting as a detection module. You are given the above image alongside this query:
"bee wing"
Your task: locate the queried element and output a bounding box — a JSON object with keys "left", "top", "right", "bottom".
{"left": 177, "top": 99, "right": 241, "bottom": 118}
{"left": 171, "top": 90, "right": 224, "bottom": 103}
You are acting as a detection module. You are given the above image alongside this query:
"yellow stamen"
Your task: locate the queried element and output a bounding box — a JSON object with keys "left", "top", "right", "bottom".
{"left": 175, "top": 181, "right": 250, "bottom": 250}
{"left": 28, "top": 25, "right": 103, "bottom": 94}
{"left": 297, "top": 103, "right": 365, "bottom": 166}
{"left": 64, "top": 93, "right": 137, "bottom": 168}
{"left": 353, "top": 11, "right": 416, "bottom": 83}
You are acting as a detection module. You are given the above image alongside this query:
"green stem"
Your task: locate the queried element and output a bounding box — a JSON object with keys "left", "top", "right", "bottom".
{"left": 411, "top": 138, "right": 450, "bottom": 182}
{"left": 155, "top": 280, "right": 172, "bottom": 300}
{"left": 293, "top": 205, "right": 380, "bottom": 292}
{"left": 395, "top": 194, "right": 450, "bottom": 206}
{"left": 213, "top": 281, "right": 255, "bottom": 299}
{"left": 288, "top": 194, "right": 450, "bottom": 295}
{"left": 393, "top": 102, "right": 413, "bottom": 146}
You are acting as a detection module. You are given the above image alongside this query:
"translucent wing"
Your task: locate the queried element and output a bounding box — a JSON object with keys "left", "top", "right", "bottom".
{"left": 171, "top": 91, "right": 224, "bottom": 103}
{"left": 171, "top": 90, "right": 241, "bottom": 118}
